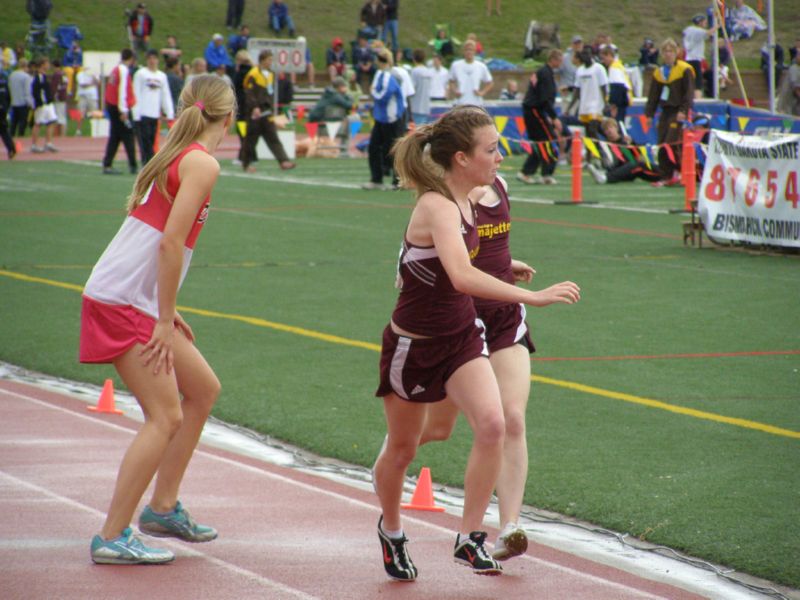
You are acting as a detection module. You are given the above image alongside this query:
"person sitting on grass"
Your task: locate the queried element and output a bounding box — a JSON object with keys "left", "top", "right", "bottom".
{"left": 586, "top": 118, "right": 661, "bottom": 185}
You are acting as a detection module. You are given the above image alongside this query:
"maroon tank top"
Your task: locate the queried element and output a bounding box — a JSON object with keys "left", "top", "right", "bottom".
{"left": 473, "top": 179, "right": 515, "bottom": 310}
{"left": 391, "top": 202, "right": 479, "bottom": 337}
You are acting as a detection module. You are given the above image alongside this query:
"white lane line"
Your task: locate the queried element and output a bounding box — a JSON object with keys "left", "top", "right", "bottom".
{"left": 1, "top": 387, "right": 669, "bottom": 599}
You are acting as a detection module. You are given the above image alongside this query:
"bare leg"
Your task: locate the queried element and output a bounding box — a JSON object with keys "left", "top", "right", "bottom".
{"left": 100, "top": 344, "right": 184, "bottom": 540}
{"left": 489, "top": 344, "right": 531, "bottom": 526}
{"left": 445, "top": 357, "right": 505, "bottom": 533}
{"left": 31, "top": 123, "right": 40, "bottom": 147}
{"left": 418, "top": 397, "right": 459, "bottom": 445}
{"left": 374, "top": 393, "right": 428, "bottom": 532}
{"left": 147, "top": 331, "right": 221, "bottom": 512}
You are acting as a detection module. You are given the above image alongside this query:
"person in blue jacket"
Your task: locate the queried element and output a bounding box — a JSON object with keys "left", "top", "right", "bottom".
{"left": 268, "top": 0, "right": 295, "bottom": 37}
{"left": 204, "top": 33, "right": 233, "bottom": 74}
{"left": 362, "top": 49, "right": 404, "bottom": 190}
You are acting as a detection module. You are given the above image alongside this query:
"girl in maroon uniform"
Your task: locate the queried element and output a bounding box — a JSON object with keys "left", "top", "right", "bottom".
{"left": 373, "top": 105, "right": 579, "bottom": 580}
{"left": 419, "top": 174, "right": 538, "bottom": 563}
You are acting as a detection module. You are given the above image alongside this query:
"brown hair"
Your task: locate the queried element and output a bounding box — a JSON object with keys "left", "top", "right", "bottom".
{"left": 392, "top": 105, "right": 495, "bottom": 201}
{"left": 126, "top": 75, "right": 235, "bottom": 211}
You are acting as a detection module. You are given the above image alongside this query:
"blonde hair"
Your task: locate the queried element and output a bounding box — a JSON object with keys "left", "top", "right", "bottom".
{"left": 126, "top": 75, "right": 235, "bottom": 211}
{"left": 392, "top": 105, "right": 495, "bottom": 201}
{"left": 661, "top": 38, "right": 679, "bottom": 52}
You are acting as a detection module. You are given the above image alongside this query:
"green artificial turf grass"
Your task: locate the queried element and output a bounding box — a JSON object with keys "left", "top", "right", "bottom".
{"left": 1, "top": 159, "right": 799, "bottom": 587}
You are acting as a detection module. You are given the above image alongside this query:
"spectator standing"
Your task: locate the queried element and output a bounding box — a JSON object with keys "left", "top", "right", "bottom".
{"left": 232, "top": 49, "right": 252, "bottom": 165}
{"left": 557, "top": 35, "right": 583, "bottom": 115}
{"left": 226, "top": 0, "right": 245, "bottom": 30}
{"left": 9, "top": 59, "right": 33, "bottom": 137}
{"left": 241, "top": 49, "right": 295, "bottom": 172}
{"left": 599, "top": 46, "right": 631, "bottom": 122}
{"left": 30, "top": 58, "right": 58, "bottom": 153}
{"left": 644, "top": 38, "right": 694, "bottom": 187}
{"left": 326, "top": 37, "right": 348, "bottom": 81}
{"left": 428, "top": 53, "right": 449, "bottom": 101}
{"left": 49, "top": 59, "right": 69, "bottom": 136}
{"left": 639, "top": 38, "right": 659, "bottom": 70}
{"left": 569, "top": 46, "right": 608, "bottom": 141}
{"left": 228, "top": 25, "right": 250, "bottom": 57}
{"left": 160, "top": 35, "right": 182, "bottom": 62}
{"left": 409, "top": 49, "right": 433, "bottom": 124}
{"left": 353, "top": 35, "right": 376, "bottom": 93}
{"left": 75, "top": 66, "right": 99, "bottom": 117}
{"left": 760, "top": 42, "right": 785, "bottom": 92}
{"left": 128, "top": 2, "right": 154, "bottom": 57}
{"left": 269, "top": 0, "right": 296, "bottom": 37}
{"left": 487, "top": 0, "right": 501, "bottom": 16}
{"left": 381, "top": 0, "right": 399, "bottom": 54}
{"left": 683, "top": 14, "right": 715, "bottom": 98}
{"left": 777, "top": 50, "right": 800, "bottom": 116}
{"left": 102, "top": 49, "right": 138, "bottom": 175}
{"left": 165, "top": 57, "right": 184, "bottom": 112}
{"left": 517, "top": 49, "right": 563, "bottom": 185}
{"left": 0, "top": 66, "right": 15, "bottom": 159}
{"left": 133, "top": 50, "right": 175, "bottom": 165}
{"left": 362, "top": 49, "right": 404, "bottom": 190}
{"left": 360, "top": 0, "right": 385, "bottom": 41}
{"left": 205, "top": 34, "right": 233, "bottom": 74}
{"left": 449, "top": 41, "right": 493, "bottom": 106}
{"left": 790, "top": 38, "right": 800, "bottom": 63}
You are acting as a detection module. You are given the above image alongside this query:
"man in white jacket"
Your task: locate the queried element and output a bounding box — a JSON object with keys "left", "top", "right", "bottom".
{"left": 133, "top": 49, "right": 175, "bottom": 165}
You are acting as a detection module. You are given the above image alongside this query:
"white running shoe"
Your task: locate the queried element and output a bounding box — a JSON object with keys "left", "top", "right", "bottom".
{"left": 542, "top": 175, "right": 558, "bottom": 185}
{"left": 587, "top": 162, "right": 607, "bottom": 184}
{"left": 492, "top": 522, "right": 529, "bottom": 561}
{"left": 516, "top": 171, "right": 544, "bottom": 185}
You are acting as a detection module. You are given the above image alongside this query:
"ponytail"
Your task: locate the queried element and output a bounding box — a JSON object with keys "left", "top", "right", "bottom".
{"left": 126, "top": 75, "right": 235, "bottom": 211}
{"left": 392, "top": 105, "right": 494, "bottom": 202}
{"left": 392, "top": 125, "right": 453, "bottom": 201}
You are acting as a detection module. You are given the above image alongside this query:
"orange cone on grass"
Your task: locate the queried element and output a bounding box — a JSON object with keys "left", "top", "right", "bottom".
{"left": 401, "top": 467, "right": 445, "bottom": 512}
{"left": 88, "top": 379, "right": 123, "bottom": 414}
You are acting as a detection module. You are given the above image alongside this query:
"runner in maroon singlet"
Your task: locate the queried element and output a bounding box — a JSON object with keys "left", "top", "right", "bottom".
{"left": 418, "top": 174, "right": 539, "bottom": 562}
{"left": 371, "top": 105, "right": 580, "bottom": 581}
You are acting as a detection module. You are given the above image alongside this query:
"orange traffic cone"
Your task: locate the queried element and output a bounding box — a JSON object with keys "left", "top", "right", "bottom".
{"left": 401, "top": 467, "right": 445, "bottom": 512}
{"left": 88, "top": 379, "right": 123, "bottom": 414}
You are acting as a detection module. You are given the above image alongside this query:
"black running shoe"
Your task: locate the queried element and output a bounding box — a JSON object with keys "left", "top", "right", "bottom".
{"left": 454, "top": 531, "right": 503, "bottom": 575}
{"left": 377, "top": 516, "right": 418, "bottom": 581}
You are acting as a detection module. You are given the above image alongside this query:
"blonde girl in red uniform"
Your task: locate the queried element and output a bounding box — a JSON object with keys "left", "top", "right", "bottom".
{"left": 373, "top": 105, "right": 579, "bottom": 580}
{"left": 80, "top": 75, "right": 235, "bottom": 564}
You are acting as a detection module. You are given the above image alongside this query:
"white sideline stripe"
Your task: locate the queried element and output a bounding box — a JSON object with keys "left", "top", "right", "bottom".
{"left": 2, "top": 388, "right": 668, "bottom": 599}
{"left": 0, "top": 470, "right": 317, "bottom": 600}
{"left": 62, "top": 160, "right": 674, "bottom": 216}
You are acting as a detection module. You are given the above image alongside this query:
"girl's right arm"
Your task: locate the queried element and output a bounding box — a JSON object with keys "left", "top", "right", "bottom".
{"left": 420, "top": 194, "right": 580, "bottom": 308}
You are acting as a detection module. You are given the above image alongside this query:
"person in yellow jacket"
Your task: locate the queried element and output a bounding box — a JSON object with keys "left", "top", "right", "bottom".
{"left": 644, "top": 38, "right": 694, "bottom": 187}
{"left": 241, "top": 49, "right": 295, "bottom": 172}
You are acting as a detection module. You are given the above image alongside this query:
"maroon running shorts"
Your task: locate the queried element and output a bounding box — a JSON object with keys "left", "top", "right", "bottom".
{"left": 477, "top": 302, "right": 535, "bottom": 354}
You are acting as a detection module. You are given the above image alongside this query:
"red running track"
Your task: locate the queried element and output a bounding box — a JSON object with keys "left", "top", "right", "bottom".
{"left": 0, "top": 379, "right": 705, "bottom": 600}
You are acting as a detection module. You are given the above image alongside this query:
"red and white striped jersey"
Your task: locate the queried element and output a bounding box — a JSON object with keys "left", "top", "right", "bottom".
{"left": 83, "top": 143, "right": 211, "bottom": 319}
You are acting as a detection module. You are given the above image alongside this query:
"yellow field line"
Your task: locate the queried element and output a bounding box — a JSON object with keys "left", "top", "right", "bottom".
{"left": 2, "top": 268, "right": 798, "bottom": 440}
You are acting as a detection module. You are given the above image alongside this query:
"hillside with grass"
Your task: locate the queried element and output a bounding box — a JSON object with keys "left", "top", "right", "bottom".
{"left": 2, "top": 1, "right": 798, "bottom": 72}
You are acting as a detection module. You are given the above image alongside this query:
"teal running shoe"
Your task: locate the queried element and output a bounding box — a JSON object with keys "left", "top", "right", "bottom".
{"left": 138, "top": 501, "right": 218, "bottom": 543}
{"left": 90, "top": 527, "right": 175, "bottom": 565}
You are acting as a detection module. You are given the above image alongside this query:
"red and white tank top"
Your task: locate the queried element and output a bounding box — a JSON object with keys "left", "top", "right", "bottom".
{"left": 391, "top": 202, "right": 479, "bottom": 337}
{"left": 83, "top": 143, "right": 212, "bottom": 319}
{"left": 473, "top": 178, "right": 515, "bottom": 311}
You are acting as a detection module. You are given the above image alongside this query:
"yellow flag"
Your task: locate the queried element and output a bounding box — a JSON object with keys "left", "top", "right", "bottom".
{"left": 639, "top": 145, "right": 651, "bottom": 169}
{"left": 583, "top": 137, "right": 601, "bottom": 159}
{"left": 737, "top": 117, "right": 750, "bottom": 132}
{"left": 236, "top": 121, "right": 247, "bottom": 137}
{"left": 494, "top": 116, "right": 509, "bottom": 135}
{"left": 499, "top": 136, "right": 512, "bottom": 156}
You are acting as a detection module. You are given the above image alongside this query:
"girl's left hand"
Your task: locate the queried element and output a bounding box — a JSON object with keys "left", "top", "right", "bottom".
{"left": 174, "top": 311, "right": 195, "bottom": 343}
{"left": 511, "top": 259, "right": 536, "bottom": 283}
